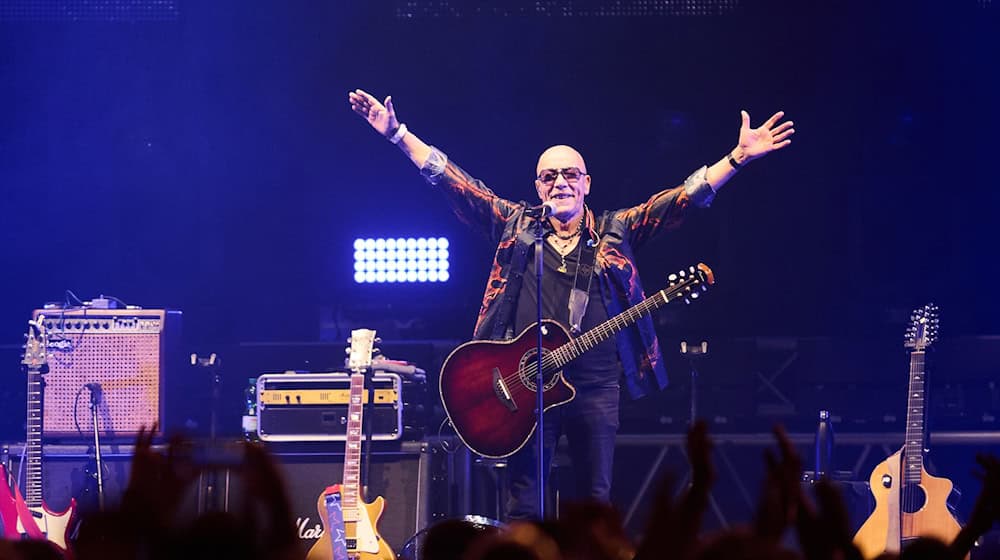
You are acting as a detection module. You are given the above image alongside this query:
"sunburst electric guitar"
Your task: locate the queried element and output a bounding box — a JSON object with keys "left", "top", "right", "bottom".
{"left": 853, "top": 304, "right": 965, "bottom": 559}
{"left": 0, "top": 317, "right": 77, "bottom": 552}
{"left": 307, "top": 328, "right": 395, "bottom": 560}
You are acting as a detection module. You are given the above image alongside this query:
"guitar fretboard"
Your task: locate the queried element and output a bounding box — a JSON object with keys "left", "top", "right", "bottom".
{"left": 340, "top": 373, "right": 365, "bottom": 520}
{"left": 25, "top": 367, "right": 43, "bottom": 507}
{"left": 903, "top": 351, "right": 926, "bottom": 484}
{"left": 549, "top": 278, "right": 695, "bottom": 369}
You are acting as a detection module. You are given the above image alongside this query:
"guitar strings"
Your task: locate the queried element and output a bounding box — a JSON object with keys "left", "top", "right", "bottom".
{"left": 495, "top": 280, "right": 694, "bottom": 398}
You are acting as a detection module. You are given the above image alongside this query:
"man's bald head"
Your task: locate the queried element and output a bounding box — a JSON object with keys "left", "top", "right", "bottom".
{"left": 536, "top": 145, "right": 587, "bottom": 176}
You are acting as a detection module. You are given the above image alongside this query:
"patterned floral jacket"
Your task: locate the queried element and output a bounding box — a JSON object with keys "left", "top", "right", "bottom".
{"left": 421, "top": 148, "right": 716, "bottom": 400}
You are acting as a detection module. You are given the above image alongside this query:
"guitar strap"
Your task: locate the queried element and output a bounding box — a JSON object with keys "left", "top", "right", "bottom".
{"left": 491, "top": 224, "right": 536, "bottom": 341}
{"left": 322, "top": 486, "right": 350, "bottom": 560}
{"left": 493, "top": 210, "right": 604, "bottom": 339}
{"left": 567, "top": 215, "right": 602, "bottom": 335}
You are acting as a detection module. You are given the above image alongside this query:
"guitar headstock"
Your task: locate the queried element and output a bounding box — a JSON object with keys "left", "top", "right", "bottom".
{"left": 22, "top": 315, "right": 49, "bottom": 372}
{"left": 667, "top": 263, "right": 715, "bottom": 304}
{"left": 346, "top": 328, "right": 378, "bottom": 373}
{"left": 905, "top": 303, "right": 939, "bottom": 351}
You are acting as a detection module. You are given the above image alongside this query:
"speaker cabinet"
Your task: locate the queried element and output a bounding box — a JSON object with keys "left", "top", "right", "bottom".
{"left": 23, "top": 440, "right": 453, "bottom": 557}
{"left": 257, "top": 441, "right": 449, "bottom": 556}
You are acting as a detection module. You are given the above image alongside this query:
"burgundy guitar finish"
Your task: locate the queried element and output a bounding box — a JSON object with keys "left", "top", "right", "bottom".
{"left": 439, "top": 320, "right": 575, "bottom": 458}
{"left": 440, "top": 263, "right": 714, "bottom": 458}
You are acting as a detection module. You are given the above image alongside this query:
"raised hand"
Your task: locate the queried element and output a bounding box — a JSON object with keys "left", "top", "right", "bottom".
{"left": 122, "top": 425, "right": 200, "bottom": 528}
{"left": 756, "top": 425, "right": 804, "bottom": 542}
{"left": 738, "top": 110, "right": 795, "bottom": 161}
{"left": 348, "top": 89, "right": 399, "bottom": 137}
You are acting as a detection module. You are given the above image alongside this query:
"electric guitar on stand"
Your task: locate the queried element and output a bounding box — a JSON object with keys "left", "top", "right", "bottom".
{"left": 853, "top": 304, "right": 965, "bottom": 559}
{"left": 0, "top": 317, "right": 77, "bottom": 552}
{"left": 307, "top": 328, "right": 395, "bottom": 560}
{"left": 439, "top": 263, "right": 714, "bottom": 458}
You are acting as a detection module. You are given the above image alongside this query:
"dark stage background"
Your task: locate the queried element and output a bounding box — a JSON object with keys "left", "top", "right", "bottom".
{"left": 1, "top": 0, "right": 999, "bottom": 529}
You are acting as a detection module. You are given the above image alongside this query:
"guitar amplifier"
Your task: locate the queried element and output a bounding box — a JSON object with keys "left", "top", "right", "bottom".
{"left": 256, "top": 372, "right": 403, "bottom": 442}
{"left": 32, "top": 308, "right": 182, "bottom": 440}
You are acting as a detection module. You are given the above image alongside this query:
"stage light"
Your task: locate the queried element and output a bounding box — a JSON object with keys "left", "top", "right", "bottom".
{"left": 354, "top": 237, "right": 451, "bottom": 283}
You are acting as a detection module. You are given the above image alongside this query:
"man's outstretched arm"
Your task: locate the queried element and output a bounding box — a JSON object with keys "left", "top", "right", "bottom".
{"left": 347, "top": 88, "right": 520, "bottom": 241}
{"left": 348, "top": 88, "right": 433, "bottom": 169}
{"left": 705, "top": 109, "right": 795, "bottom": 191}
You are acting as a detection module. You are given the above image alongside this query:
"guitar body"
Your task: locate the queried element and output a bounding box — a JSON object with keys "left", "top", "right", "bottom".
{"left": 439, "top": 320, "right": 576, "bottom": 458}
{"left": 0, "top": 464, "right": 76, "bottom": 551}
{"left": 306, "top": 490, "right": 393, "bottom": 560}
{"left": 0, "top": 464, "right": 21, "bottom": 538}
{"left": 17, "top": 502, "right": 77, "bottom": 552}
{"left": 854, "top": 451, "right": 964, "bottom": 559}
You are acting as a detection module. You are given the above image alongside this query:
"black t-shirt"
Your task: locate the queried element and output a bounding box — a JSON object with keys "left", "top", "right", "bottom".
{"left": 513, "top": 238, "right": 623, "bottom": 389}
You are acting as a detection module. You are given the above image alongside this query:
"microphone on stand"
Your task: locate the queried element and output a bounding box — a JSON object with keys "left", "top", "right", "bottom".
{"left": 523, "top": 200, "right": 557, "bottom": 219}
{"left": 84, "top": 383, "right": 103, "bottom": 403}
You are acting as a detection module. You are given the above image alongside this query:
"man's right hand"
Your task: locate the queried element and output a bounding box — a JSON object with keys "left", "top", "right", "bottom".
{"left": 348, "top": 89, "right": 398, "bottom": 137}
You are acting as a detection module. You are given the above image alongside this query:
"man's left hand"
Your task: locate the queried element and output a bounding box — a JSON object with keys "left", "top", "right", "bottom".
{"left": 738, "top": 110, "right": 794, "bottom": 161}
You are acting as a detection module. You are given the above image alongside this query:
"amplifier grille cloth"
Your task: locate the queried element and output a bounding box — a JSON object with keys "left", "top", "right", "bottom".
{"left": 39, "top": 314, "right": 165, "bottom": 438}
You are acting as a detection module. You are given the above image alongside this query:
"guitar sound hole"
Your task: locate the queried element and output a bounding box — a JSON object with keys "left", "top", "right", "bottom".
{"left": 518, "top": 348, "right": 562, "bottom": 392}
{"left": 900, "top": 484, "right": 927, "bottom": 514}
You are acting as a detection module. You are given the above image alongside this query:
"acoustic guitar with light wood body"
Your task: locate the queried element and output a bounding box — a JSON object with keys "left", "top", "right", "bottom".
{"left": 853, "top": 304, "right": 965, "bottom": 559}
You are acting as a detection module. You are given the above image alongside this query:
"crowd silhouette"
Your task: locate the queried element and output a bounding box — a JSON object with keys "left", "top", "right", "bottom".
{"left": 1, "top": 422, "right": 998, "bottom": 560}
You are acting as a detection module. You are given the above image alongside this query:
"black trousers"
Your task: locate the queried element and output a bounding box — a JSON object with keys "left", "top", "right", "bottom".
{"left": 506, "top": 384, "right": 620, "bottom": 520}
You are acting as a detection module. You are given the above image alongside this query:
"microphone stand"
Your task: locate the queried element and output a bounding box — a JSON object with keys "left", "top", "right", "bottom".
{"left": 679, "top": 341, "right": 708, "bottom": 425}
{"left": 191, "top": 353, "right": 222, "bottom": 512}
{"left": 85, "top": 383, "right": 105, "bottom": 512}
{"left": 532, "top": 212, "right": 547, "bottom": 519}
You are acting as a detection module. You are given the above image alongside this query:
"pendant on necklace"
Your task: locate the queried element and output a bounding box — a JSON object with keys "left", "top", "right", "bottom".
{"left": 557, "top": 254, "right": 568, "bottom": 274}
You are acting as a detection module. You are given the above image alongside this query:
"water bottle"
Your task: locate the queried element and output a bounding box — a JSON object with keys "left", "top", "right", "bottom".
{"left": 242, "top": 377, "right": 259, "bottom": 441}
{"left": 814, "top": 409, "right": 834, "bottom": 478}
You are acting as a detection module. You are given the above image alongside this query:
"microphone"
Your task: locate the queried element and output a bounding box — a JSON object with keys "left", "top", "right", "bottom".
{"left": 524, "top": 200, "right": 556, "bottom": 218}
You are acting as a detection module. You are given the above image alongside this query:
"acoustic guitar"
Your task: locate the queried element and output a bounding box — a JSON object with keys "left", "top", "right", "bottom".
{"left": 853, "top": 304, "right": 965, "bottom": 558}
{"left": 439, "top": 263, "right": 713, "bottom": 458}
{"left": 306, "top": 328, "right": 395, "bottom": 560}
{"left": 0, "top": 317, "right": 77, "bottom": 552}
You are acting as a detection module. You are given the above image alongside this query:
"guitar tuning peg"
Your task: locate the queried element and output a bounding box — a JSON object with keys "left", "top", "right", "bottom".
{"left": 678, "top": 269, "right": 686, "bottom": 277}
{"left": 374, "top": 337, "right": 382, "bottom": 344}
{"left": 689, "top": 291, "right": 699, "bottom": 299}
{"left": 668, "top": 273, "right": 678, "bottom": 282}
{"left": 345, "top": 348, "right": 352, "bottom": 355}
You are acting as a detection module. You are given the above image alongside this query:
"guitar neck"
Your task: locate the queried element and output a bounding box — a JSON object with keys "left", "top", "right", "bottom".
{"left": 25, "top": 366, "right": 43, "bottom": 508}
{"left": 340, "top": 372, "right": 365, "bottom": 517}
{"left": 902, "top": 350, "right": 927, "bottom": 483}
{"left": 548, "top": 284, "right": 678, "bottom": 369}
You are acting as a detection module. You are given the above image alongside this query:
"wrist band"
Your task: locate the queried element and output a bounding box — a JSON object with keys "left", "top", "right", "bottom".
{"left": 388, "top": 123, "right": 408, "bottom": 145}
{"left": 727, "top": 151, "right": 744, "bottom": 170}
